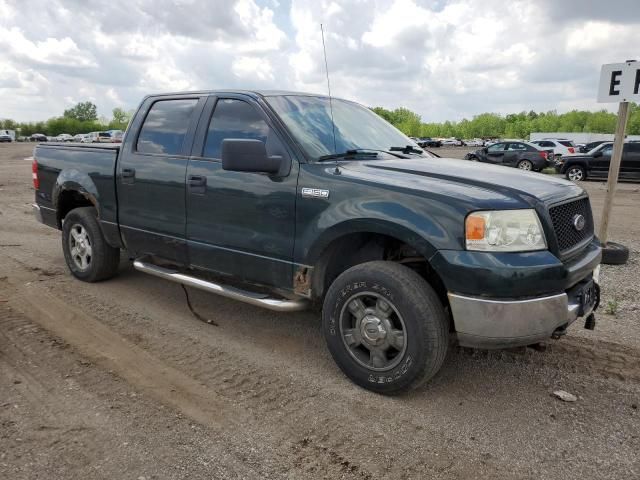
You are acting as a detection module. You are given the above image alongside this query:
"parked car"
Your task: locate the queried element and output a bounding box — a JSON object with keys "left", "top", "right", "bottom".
{"left": 32, "top": 89, "right": 601, "bottom": 394}
{"left": 417, "top": 137, "right": 441, "bottom": 148}
{"left": 55, "top": 134, "right": 74, "bottom": 142}
{"left": 73, "top": 134, "right": 87, "bottom": 142}
{"left": 465, "top": 141, "right": 552, "bottom": 171}
{"left": 560, "top": 142, "right": 640, "bottom": 181}
{"left": 464, "top": 139, "right": 484, "bottom": 147}
{"left": 30, "top": 133, "right": 48, "bottom": 142}
{"left": 107, "top": 130, "right": 124, "bottom": 143}
{"left": 0, "top": 129, "right": 15, "bottom": 142}
{"left": 578, "top": 140, "right": 608, "bottom": 153}
{"left": 531, "top": 139, "right": 576, "bottom": 158}
{"left": 441, "top": 138, "right": 464, "bottom": 146}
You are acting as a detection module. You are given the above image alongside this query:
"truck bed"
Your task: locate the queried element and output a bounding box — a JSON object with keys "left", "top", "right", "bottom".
{"left": 34, "top": 143, "right": 121, "bottom": 244}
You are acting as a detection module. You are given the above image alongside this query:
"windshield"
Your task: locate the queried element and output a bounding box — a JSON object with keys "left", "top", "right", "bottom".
{"left": 265, "top": 95, "right": 418, "bottom": 160}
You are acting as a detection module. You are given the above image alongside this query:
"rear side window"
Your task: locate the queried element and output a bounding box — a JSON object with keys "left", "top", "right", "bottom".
{"left": 507, "top": 143, "right": 527, "bottom": 151}
{"left": 559, "top": 140, "right": 575, "bottom": 147}
{"left": 137, "top": 99, "right": 198, "bottom": 155}
{"left": 625, "top": 143, "right": 640, "bottom": 153}
{"left": 204, "top": 99, "right": 269, "bottom": 159}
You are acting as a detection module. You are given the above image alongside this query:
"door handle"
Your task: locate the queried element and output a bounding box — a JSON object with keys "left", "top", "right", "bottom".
{"left": 188, "top": 175, "right": 207, "bottom": 194}
{"left": 122, "top": 168, "right": 136, "bottom": 178}
{"left": 188, "top": 175, "right": 206, "bottom": 187}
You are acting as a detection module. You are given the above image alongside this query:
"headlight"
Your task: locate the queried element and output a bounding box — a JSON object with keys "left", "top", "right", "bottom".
{"left": 465, "top": 209, "right": 547, "bottom": 252}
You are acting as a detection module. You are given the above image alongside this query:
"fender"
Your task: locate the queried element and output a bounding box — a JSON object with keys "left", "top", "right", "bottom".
{"left": 53, "top": 169, "right": 101, "bottom": 220}
{"left": 303, "top": 218, "right": 444, "bottom": 267}
{"left": 53, "top": 169, "right": 123, "bottom": 248}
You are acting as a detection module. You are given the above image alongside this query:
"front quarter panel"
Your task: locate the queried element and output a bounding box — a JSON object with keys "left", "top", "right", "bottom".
{"left": 295, "top": 163, "right": 467, "bottom": 266}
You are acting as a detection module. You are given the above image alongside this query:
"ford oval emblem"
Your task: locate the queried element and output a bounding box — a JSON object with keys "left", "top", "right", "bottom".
{"left": 573, "top": 214, "right": 586, "bottom": 231}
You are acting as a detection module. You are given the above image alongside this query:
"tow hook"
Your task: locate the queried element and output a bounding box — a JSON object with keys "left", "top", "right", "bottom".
{"left": 584, "top": 313, "right": 596, "bottom": 330}
{"left": 551, "top": 324, "right": 568, "bottom": 339}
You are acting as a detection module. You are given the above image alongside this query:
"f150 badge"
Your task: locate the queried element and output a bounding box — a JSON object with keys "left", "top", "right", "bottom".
{"left": 301, "top": 187, "right": 329, "bottom": 199}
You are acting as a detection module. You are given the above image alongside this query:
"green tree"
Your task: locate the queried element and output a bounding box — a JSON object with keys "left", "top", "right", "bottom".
{"left": 63, "top": 101, "right": 98, "bottom": 122}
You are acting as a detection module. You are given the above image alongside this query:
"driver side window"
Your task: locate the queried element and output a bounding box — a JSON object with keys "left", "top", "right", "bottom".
{"left": 487, "top": 143, "right": 504, "bottom": 152}
{"left": 203, "top": 99, "right": 270, "bottom": 159}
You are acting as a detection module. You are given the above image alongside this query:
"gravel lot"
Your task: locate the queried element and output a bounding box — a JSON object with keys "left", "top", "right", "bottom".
{"left": 1, "top": 142, "right": 639, "bottom": 479}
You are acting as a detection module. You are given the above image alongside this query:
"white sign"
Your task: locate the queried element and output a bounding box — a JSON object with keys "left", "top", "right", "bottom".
{"left": 597, "top": 61, "right": 640, "bottom": 103}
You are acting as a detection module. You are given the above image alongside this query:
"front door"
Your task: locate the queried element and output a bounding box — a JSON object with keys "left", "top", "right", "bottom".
{"left": 185, "top": 95, "right": 298, "bottom": 289}
{"left": 484, "top": 143, "right": 506, "bottom": 164}
{"left": 117, "top": 96, "right": 204, "bottom": 264}
{"left": 590, "top": 144, "right": 613, "bottom": 178}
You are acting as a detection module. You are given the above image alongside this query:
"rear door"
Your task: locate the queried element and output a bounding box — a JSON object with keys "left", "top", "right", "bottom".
{"left": 117, "top": 95, "right": 206, "bottom": 264}
{"left": 621, "top": 143, "right": 640, "bottom": 180}
{"left": 185, "top": 94, "right": 298, "bottom": 289}
{"left": 505, "top": 142, "right": 528, "bottom": 166}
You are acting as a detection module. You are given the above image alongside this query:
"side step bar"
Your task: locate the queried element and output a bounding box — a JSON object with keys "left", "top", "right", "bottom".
{"left": 133, "top": 259, "right": 309, "bottom": 312}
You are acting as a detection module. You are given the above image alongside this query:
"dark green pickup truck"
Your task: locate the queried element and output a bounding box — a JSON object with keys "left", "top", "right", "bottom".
{"left": 32, "top": 90, "right": 601, "bottom": 394}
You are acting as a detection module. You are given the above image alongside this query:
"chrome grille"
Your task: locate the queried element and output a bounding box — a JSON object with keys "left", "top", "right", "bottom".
{"left": 548, "top": 197, "right": 594, "bottom": 253}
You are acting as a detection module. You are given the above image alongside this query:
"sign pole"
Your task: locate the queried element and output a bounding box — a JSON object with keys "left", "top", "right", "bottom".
{"left": 598, "top": 101, "right": 629, "bottom": 245}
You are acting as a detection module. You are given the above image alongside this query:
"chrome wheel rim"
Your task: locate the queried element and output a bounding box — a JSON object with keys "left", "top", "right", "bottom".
{"left": 68, "top": 224, "right": 92, "bottom": 271}
{"left": 568, "top": 167, "right": 583, "bottom": 181}
{"left": 339, "top": 292, "right": 407, "bottom": 371}
{"left": 518, "top": 160, "right": 532, "bottom": 171}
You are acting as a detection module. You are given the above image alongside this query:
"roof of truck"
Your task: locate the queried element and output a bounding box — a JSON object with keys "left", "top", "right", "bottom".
{"left": 145, "top": 89, "right": 331, "bottom": 99}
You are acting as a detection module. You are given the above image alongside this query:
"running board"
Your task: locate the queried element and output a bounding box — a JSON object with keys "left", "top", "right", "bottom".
{"left": 133, "top": 259, "right": 309, "bottom": 312}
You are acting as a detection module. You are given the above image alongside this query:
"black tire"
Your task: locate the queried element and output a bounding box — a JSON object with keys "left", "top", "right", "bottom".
{"left": 565, "top": 165, "right": 586, "bottom": 182}
{"left": 322, "top": 261, "right": 448, "bottom": 394}
{"left": 62, "top": 207, "right": 120, "bottom": 282}
{"left": 601, "top": 241, "right": 629, "bottom": 265}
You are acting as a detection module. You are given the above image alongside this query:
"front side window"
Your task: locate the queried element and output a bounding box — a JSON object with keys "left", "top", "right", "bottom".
{"left": 601, "top": 145, "right": 613, "bottom": 156}
{"left": 137, "top": 99, "right": 198, "bottom": 155}
{"left": 265, "top": 95, "right": 415, "bottom": 160}
{"left": 203, "top": 99, "right": 269, "bottom": 159}
{"left": 487, "top": 143, "right": 505, "bottom": 152}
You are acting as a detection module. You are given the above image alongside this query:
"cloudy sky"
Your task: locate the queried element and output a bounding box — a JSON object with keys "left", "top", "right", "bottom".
{"left": 1, "top": 0, "right": 638, "bottom": 123}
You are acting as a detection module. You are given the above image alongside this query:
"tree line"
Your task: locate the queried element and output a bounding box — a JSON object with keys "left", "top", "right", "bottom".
{"left": 0, "top": 102, "right": 133, "bottom": 137}
{"left": 372, "top": 103, "right": 640, "bottom": 139}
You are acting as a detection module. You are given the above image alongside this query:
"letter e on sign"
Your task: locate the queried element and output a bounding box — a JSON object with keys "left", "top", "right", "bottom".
{"left": 598, "top": 61, "right": 640, "bottom": 103}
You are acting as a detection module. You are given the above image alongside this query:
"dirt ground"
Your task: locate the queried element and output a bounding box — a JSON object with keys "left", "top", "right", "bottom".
{"left": 1, "top": 142, "right": 639, "bottom": 479}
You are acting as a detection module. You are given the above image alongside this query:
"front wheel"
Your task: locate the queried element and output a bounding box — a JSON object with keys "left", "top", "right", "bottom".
{"left": 565, "top": 165, "right": 586, "bottom": 182}
{"left": 322, "top": 261, "right": 448, "bottom": 394}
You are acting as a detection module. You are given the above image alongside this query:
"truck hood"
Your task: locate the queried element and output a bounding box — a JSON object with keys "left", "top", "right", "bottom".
{"left": 339, "top": 157, "right": 585, "bottom": 208}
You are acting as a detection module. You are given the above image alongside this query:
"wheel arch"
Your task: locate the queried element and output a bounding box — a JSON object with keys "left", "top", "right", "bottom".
{"left": 305, "top": 221, "right": 447, "bottom": 305}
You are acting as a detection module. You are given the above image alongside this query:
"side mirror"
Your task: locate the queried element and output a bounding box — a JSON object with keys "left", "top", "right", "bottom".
{"left": 221, "top": 139, "right": 282, "bottom": 174}
{"left": 593, "top": 151, "right": 603, "bottom": 158}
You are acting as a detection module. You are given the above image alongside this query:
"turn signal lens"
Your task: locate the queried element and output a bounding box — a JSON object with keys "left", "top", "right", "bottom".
{"left": 465, "top": 215, "right": 486, "bottom": 240}
{"left": 465, "top": 209, "right": 547, "bottom": 252}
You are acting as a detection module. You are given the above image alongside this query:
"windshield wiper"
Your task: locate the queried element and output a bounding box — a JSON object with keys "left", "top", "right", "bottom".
{"left": 389, "top": 145, "right": 423, "bottom": 154}
{"left": 317, "top": 149, "right": 379, "bottom": 162}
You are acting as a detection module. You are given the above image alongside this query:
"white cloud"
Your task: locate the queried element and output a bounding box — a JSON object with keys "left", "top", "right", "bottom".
{"left": 1, "top": 0, "right": 638, "bottom": 123}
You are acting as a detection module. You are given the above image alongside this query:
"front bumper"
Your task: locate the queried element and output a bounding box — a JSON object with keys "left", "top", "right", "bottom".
{"left": 449, "top": 273, "right": 599, "bottom": 349}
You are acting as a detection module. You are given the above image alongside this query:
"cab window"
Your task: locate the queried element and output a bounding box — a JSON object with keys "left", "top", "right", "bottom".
{"left": 137, "top": 99, "right": 198, "bottom": 155}
{"left": 203, "top": 99, "right": 270, "bottom": 159}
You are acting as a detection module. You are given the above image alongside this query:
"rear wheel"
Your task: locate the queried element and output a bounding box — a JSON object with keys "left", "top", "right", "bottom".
{"left": 566, "top": 165, "right": 586, "bottom": 182}
{"left": 322, "top": 261, "right": 448, "bottom": 394}
{"left": 517, "top": 159, "right": 533, "bottom": 171}
{"left": 62, "top": 207, "right": 120, "bottom": 282}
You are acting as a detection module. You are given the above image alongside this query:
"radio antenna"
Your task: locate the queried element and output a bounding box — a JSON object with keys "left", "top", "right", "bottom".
{"left": 320, "top": 23, "right": 338, "bottom": 161}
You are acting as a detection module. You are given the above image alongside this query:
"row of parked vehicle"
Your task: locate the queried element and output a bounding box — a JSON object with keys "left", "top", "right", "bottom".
{"left": 26, "top": 130, "right": 124, "bottom": 143}
{"left": 410, "top": 137, "right": 489, "bottom": 148}
{"left": 463, "top": 137, "right": 640, "bottom": 181}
